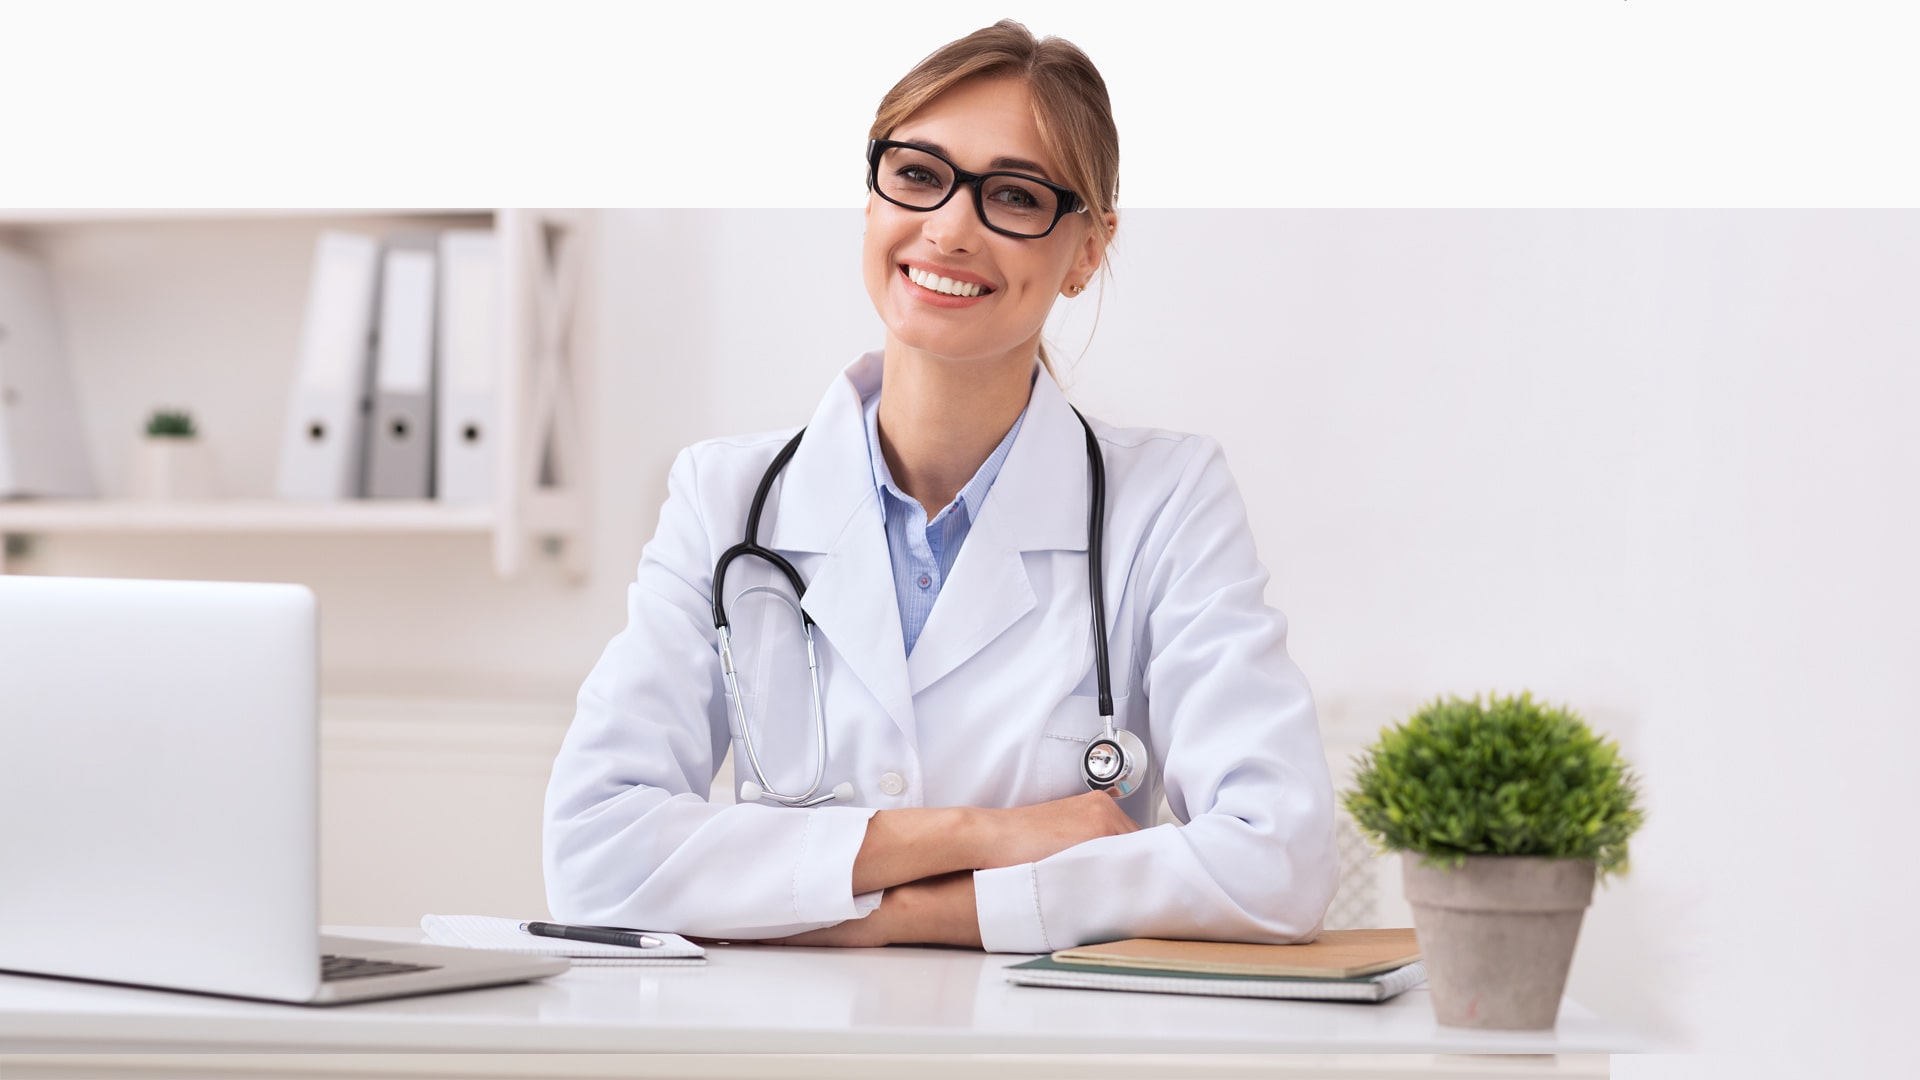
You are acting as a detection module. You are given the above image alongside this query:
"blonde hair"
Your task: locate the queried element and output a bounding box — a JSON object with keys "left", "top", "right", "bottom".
{"left": 870, "top": 19, "right": 1119, "bottom": 376}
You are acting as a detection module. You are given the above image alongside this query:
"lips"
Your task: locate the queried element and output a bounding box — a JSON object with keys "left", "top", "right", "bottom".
{"left": 900, "top": 263, "right": 995, "bottom": 299}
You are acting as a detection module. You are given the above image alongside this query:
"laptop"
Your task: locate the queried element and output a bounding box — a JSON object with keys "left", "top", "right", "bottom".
{"left": 0, "top": 574, "right": 568, "bottom": 1004}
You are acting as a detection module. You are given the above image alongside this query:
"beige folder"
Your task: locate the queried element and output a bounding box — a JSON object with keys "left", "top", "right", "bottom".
{"left": 1052, "top": 927, "right": 1420, "bottom": 980}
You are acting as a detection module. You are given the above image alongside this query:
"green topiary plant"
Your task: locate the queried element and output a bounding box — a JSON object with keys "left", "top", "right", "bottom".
{"left": 145, "top": 409, "right": 197, "bottom": 438}
{"left": 1343, "top": 692, "right": 1644, "bottom": 878}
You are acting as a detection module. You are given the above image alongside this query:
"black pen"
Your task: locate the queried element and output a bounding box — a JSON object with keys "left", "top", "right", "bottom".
{"left": 519, "top": 921, "right": 662, "bottom": 949}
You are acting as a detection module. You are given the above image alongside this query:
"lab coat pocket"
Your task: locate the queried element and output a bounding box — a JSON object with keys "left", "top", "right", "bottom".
{"left": 1035, "top": 692, "right": 1132, "bottom": 804}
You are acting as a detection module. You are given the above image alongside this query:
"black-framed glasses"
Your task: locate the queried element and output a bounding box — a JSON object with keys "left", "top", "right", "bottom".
{"left": 866, "top": 139, "right": 1086, "bottom": 239}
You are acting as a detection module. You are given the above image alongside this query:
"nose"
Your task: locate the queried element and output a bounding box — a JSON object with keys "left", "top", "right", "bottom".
{"left": 920, "top": 182, "right": 985, "bottom": 254}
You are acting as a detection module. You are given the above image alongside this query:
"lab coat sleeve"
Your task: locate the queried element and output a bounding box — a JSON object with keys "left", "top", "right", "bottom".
{"left": 972, "top": 437, "right": 1339, "bottom": 952}
{"left": 543, "top": 447, "right": 883, "bottom": 938}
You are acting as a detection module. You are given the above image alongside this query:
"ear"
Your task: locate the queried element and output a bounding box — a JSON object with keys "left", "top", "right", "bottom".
{"left": 1071, "top": 211, "right": 1118, "bottom": 282}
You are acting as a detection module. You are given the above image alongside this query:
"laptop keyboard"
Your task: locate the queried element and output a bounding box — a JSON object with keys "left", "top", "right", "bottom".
{"left": 321, "top": 953, "right": 443, "bottom": 982}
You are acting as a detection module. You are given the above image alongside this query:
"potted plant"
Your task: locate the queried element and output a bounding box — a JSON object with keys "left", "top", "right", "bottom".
{"left": 129, "top": 408, "right": 215, "bottom": 500}
{"left": 1343, "top": 692, "right": 1643, "bottom": 1030}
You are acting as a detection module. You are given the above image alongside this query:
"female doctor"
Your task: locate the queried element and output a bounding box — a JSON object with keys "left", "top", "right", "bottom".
{"left": 543, "top": 20, "right": 1339, "bottom": 953}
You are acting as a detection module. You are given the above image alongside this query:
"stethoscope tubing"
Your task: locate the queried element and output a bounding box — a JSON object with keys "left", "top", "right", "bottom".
{"left": 712, "top": 408, "right": 1127, "bottom": 807}
{"left": 1077, "top": 409, "right": 1114, "bottom": 727}
{"left": 718, "top": 591, "right": 835, "bottom": 807}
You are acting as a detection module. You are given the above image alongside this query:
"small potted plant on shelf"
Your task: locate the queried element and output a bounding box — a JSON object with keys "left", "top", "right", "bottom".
{"left": 1343, "top": 692, "right": 1644, "bottom": 1030}
{"left": 129, "top": 408, "right": 215, "bottom": 500}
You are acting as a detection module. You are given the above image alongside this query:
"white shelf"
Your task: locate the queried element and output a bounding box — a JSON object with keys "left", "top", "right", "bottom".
{"left": 0, "top": 207, "right": 593, "bottom": 581}
{"left": 0, "top": 500, "right": 493, "bottom": 534}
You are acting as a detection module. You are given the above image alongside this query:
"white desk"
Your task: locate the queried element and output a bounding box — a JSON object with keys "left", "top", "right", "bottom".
{"left": 0, "top": 928, "right": 1632, "bottom": 1078}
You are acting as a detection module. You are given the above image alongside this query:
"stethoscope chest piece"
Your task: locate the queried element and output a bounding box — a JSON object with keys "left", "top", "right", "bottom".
{"left": 1083, "top": 725, "right": 1147, "bottom": 799}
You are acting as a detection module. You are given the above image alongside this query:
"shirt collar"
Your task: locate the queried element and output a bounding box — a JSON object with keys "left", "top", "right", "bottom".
{"left": 863, "top": 368, "right": 1034, "bottom": 523}
{"left": 769, "top": 350, "right": 1089, "bottom": 555}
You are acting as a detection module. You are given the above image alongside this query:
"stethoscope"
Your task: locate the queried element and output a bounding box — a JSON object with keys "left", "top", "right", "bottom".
{"left": 711, "top": 407, "right": 1146, "bottom": 808}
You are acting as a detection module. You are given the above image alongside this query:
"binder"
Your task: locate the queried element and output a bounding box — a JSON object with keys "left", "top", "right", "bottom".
{"left": 0, "top": 244, "right": 95, "bottom": 498}
{"left": 434, "top": 230, "right": 499, "bottom": 503}
{"left": 364, "top": 237, "right": 438, "bottom": 499}
{"left": 275, "top": 231, "right": 382, "bottom": 501}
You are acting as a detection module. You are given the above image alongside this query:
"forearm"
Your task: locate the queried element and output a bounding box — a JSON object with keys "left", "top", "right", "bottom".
{"left": 768, "top": 870, "right": 981, "bottom": 948}
{"left": 853, "top": 790, "right": 1148, "bottom": 895}
{"left": 850, "top": 807, "right": 982, "bottom": 894}
{"left": 888, "top": 872, "right": 983, "bottom": 948}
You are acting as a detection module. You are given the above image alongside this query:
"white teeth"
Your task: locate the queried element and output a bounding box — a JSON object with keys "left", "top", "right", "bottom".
{"left": 906, "top": 266, "right": 985, "bottom": 297}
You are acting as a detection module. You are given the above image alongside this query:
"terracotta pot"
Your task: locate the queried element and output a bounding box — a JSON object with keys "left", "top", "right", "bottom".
{"left": 1402, "top": 854, "right": 1595, "bottom": 1030}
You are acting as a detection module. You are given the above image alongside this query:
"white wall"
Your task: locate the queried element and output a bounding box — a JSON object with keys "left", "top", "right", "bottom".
{"left": 17, "top": 210, "right": 1916, "bottom": 1065}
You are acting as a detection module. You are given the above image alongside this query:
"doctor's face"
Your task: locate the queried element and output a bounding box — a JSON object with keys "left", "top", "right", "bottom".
{"left": 862, "top": 76, "right": 1105, "bottom": 372}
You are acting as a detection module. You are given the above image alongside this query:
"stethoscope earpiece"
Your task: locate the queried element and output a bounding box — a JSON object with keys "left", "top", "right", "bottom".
{"left": 738, "top": 774, "right": 852, "bottom": 807}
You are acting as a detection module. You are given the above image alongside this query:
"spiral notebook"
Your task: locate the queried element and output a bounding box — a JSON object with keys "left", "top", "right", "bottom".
{"left": 421, "top": 915, "right": 706, "bottom": 966}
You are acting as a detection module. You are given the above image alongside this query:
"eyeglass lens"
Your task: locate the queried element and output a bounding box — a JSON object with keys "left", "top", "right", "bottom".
{"left": 874, "top": 145, "right": 1061, "bottom": 237}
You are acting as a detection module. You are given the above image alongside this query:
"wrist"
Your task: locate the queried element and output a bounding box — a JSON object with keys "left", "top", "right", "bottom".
{"left": 895, "top": 871, "right": 981, "bottom": 949}
{"left": 947, "top": 805, "right": 992, "bottom": 871}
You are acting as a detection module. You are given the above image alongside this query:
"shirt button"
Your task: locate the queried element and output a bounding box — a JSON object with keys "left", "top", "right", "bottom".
{"left": 879, "top": 772, "right": 907, "bottom": 796}
{"left": 917, "top": 574, "right": 931, "bottom": 589}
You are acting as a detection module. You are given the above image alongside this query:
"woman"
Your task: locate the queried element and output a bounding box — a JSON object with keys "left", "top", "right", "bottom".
{"left": 543, "top": 20, "right": 1338, "bottom": 952}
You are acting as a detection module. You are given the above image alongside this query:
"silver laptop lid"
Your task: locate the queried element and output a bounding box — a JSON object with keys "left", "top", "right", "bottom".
{"left": 0, "top": 575, "right": 321, "bottom": 1001}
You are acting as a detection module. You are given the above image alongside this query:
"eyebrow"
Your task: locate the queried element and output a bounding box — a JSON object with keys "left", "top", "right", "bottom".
{"left": 897, "top": 139, "right": 1057, "bottom": 182}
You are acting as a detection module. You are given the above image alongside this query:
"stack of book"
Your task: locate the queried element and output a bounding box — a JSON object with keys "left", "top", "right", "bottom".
{"left": 1004, "top": 927, "right": 1426, "bottom": 1003}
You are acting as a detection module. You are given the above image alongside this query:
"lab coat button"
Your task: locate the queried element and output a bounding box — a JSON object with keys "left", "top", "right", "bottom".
{"left": 878, "top": 771, "right": 906, "bottom": 796}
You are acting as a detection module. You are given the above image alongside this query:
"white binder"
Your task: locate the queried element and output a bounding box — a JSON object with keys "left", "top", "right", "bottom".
{"left": 364, "top": 238, "right": 438, "bottom": 499}
{"left": 434, "top": 230, "right": 499, "bottom": 504}
{"left": 0, "top": 244, "right": 95, "bottom": 498}
{"left": 275, "top": 231, "right": 383, "bottom": 501}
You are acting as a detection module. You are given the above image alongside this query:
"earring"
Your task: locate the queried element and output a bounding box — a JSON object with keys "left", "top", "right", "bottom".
{"left": 1068, "top": 283, "right": 1085, "bottom": 296}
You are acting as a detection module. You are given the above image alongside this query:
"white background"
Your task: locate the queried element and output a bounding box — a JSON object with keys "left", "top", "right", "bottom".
{"left": 5, "top": 3, "right": 1917, "bottom": 1077}
{"left": 4, "top": 1, "right": 1917, "bottom": 206}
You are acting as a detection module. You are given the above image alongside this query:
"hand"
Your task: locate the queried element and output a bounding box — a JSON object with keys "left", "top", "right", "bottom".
{"left": 972, "top": 789, "right": 1141, "bottom": 870}
{"left": 763, "top": 872, "right": 981, "bottom": 949}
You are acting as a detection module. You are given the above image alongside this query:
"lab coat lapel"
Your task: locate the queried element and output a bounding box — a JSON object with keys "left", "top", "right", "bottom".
{"left": 767, "top": 353, "right": 917, "bottom": 748}
{"left": 906, "top": 369, "right": 1090, "bottom": 696}
{"left": 798, "top": 513, "right": 917, "bottom": 749}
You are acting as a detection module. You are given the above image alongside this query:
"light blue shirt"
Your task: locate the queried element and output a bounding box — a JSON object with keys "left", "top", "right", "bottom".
{"left": 863, "top": 390, "right": 1027, "bottom": 658}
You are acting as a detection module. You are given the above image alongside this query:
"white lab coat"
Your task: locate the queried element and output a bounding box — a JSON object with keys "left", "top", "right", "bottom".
{"left": 543, "top": 352, "right": 1338, "bottom": 952}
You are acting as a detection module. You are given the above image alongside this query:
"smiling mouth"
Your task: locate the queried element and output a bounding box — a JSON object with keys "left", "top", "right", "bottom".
{"left": 902, "top": 265, "right": 993, "bottom": 298}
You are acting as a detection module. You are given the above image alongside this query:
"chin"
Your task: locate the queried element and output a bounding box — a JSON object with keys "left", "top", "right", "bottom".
{"left": 884, "top": 316, "right": 1036, "bottom": 370}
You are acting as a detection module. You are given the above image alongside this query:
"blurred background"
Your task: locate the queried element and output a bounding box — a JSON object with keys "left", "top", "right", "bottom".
{"left": 3, "top": 207, "right": 1913, "bottom": 1068}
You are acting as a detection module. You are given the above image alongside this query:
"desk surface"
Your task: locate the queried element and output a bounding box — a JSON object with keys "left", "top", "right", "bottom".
{"left": 0, "top": 927, "right": 1634, "bottom": 1059}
